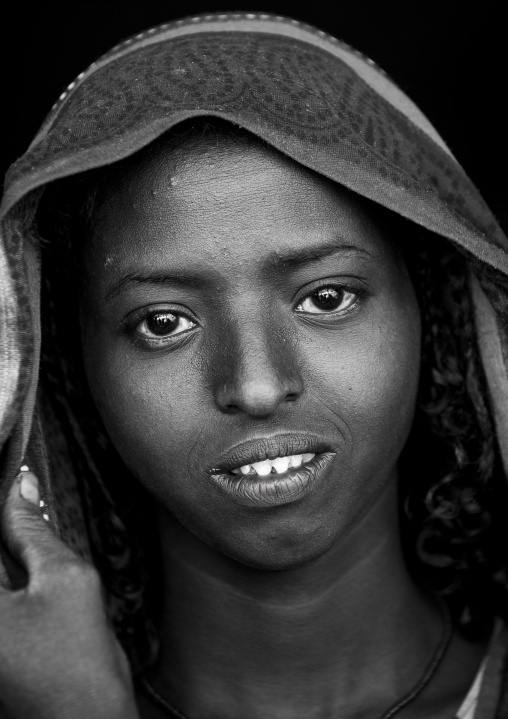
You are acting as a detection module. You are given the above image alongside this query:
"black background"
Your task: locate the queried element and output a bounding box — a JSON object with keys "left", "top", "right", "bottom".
{"left": 2, "top": 2, "right": 506, "bottom": 229}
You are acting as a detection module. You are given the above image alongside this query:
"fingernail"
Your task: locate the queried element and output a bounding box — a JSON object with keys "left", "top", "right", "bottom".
{"left": 19, "top": 472, "right": 40, "bottom": 506}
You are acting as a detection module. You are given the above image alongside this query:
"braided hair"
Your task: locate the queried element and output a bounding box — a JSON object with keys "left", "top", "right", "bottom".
{"left": 34, "top": 120, "right": 508, "bottom": 669}
{"left": 401, "top": 239, "right": 508, "bottom": 636}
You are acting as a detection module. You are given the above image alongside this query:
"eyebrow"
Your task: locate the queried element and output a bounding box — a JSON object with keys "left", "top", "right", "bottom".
{"left": 105, "top": 270, "right": 207, "bottom": 301}
{"left": 267, "top": 243, "right": 372, "bottom": 270}
{"left": 105, "top": 242, "right": 371, "bottom": 301}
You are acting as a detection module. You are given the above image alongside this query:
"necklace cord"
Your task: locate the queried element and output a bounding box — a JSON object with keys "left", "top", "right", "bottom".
{"left": 379, "top": 595, "right": 453, "bottom": 719}
{"left": 140, "top": 595, "right": 453, "bottom": 719}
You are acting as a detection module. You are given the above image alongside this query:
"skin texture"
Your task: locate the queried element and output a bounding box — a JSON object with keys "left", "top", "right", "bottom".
{"left": 79, "top": 132, "right": 486, "bottom": 719}
{"left": 81, "top": 134, "right": 421, "bottom": 570}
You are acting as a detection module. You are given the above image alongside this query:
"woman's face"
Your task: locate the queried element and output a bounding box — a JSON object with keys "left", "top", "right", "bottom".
{"left": 80, "top": 130, "right": 421, "bottom": 570}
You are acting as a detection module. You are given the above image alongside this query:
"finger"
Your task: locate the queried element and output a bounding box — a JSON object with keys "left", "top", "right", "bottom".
{"left": 1, "top": 470, "right": 77, "bottom": 580}
{"left": 0, "top": 471, "right": 38, "bottom": 590}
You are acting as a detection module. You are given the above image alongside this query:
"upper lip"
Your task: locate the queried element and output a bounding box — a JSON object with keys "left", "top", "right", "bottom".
{"left": 211, "top": 433, "right": 335, "bottom": 474}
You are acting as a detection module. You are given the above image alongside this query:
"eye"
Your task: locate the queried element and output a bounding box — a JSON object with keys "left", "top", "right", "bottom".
{"left": 136, "top": 310, "right": 196, "bottom": 340}
{"left": 296, "top": 286, "right": 359, "bottom": 314}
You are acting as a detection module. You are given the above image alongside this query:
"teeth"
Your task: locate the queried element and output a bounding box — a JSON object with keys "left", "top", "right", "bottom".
{"left": 272, "top": 456, "right": 291, "bottom": 474}
{"left": 290, "top": 454, "right": 303, "bottom": 468}
{"left": 252, "top": 459, "right": 272, "bottom": 477}
{"left": 232, "top": 453, "right": 315, "bottom": 476}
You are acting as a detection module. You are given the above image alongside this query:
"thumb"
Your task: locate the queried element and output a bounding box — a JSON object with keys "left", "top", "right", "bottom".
{"left": 2, "top": 469, "right": 70, "bottom": 579}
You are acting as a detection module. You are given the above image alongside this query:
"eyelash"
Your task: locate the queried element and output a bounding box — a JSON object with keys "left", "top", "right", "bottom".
{"left": 294, "top": 283, "right": 363, "bottom": 316}
{"left": 127, "top": 283, "right": 365, "bottom": 348}
{"left": 127, "top": 309, "right": 197, "bottom": 348}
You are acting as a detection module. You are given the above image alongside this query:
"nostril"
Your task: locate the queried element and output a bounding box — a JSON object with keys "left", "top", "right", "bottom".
{"left": 223, "top": 402, "right": 241, "bottom": 415}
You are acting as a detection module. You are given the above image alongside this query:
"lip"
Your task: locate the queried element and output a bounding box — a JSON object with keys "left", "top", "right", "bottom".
{"left": 207, "top": 433, "right": 336, "bottom": 508}
{"left": 208, "top": 452, "right": 336, "bottom": 507}
{"left": 212, "top": 433, "right": 334, "bottom": 475}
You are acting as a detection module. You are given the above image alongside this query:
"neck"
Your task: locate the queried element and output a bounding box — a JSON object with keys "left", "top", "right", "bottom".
{"left": 148, "top": 482, "right": 442, "bottom": 719}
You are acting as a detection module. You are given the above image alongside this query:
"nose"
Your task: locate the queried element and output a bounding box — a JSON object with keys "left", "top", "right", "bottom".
{"left": 212, "top": 323, "right": 304, "bottom": 417}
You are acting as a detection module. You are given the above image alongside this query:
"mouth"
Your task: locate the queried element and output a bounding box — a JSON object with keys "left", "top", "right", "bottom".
{"left": 208, "top": 434, "right": 336, "bottom": 507}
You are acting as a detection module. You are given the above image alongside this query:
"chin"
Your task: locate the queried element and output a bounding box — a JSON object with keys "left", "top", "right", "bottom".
{"left": 209, "top": 528, "right": 338, "bottom": 571}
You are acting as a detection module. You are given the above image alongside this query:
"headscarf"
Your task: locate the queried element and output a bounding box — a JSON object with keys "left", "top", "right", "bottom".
{"left": 1, "top": 12, "right": 508, "bottom": 711}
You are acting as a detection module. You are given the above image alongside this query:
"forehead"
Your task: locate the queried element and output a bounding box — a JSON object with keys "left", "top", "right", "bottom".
{"left": 89, "top": 128, "right": 398, "bottom": 267}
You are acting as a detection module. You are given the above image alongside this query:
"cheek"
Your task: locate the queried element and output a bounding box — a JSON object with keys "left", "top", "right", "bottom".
{"left": 358, "top": 310, "right": 419, "bottom": 416}
{"left": 358, "top": 318, "right": 420, "bottom": 454}
{"left": 82, "top": 336, "right": 206, "bottom": 497}
{"left": 305, "top": 292, "right": 421, "bottom": 482}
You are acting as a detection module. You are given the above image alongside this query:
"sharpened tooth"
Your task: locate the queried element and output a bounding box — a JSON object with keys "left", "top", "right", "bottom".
{"left": 251, "top": 459, "right": 272, "bottom": 476}
{"left": 272, "top": 456, "right": 291, "bottom": 474}
{"left": 232, "top": 452, "right": 317, "bottom": 477}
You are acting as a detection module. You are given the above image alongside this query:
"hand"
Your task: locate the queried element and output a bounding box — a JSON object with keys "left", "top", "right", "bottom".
{"left": 0, "top": 469, "right": 139, "bottom": 719}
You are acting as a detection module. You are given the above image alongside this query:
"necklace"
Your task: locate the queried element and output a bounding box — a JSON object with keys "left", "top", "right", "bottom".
{"left": 141, "top": 596, "right": 453, "bottom": 719}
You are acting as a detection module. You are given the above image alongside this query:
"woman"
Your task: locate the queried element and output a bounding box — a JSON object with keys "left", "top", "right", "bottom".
{"left": 1, "top": 12, "right": 508, "bottom": 719}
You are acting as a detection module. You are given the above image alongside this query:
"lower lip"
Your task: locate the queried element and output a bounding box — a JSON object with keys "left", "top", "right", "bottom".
{"left": 208, "top": 453, "right": 335, "bottom": 507}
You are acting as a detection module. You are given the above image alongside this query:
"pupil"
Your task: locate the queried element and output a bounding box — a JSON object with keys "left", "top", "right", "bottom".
{"left": 147, "top": 312, "right": 178, "bottom": 335}
{"left": 313, "top": 287, "right": 342, "bottom": 310}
